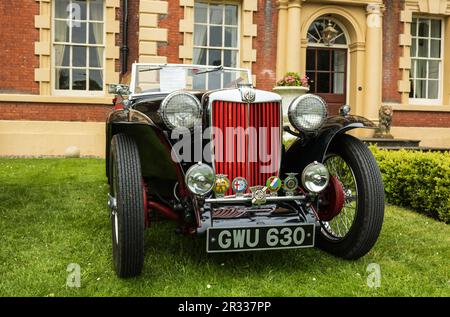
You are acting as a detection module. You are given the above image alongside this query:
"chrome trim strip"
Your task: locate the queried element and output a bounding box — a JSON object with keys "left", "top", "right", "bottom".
{"left": 107, "top": 109, "right": 156, "bottom": 125}
{"left": 128, "top": 109, "right": 155, "bottom": 125}
{"left": 208, "top": 89, "right": 281, "bottom": 104}
{"left": 205, "top": 195, "right": 306, "bottom": 204}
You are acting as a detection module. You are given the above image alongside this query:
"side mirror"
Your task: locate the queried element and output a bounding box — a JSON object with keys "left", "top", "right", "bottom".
{"left": 108, "top": 84, "right": 130, "bottom": 95}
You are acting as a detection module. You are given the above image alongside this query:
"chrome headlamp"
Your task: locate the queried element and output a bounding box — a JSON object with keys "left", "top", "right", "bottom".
{"left": 159, "top": 91, "right": 202, "bottom": 130}
{"left": 301, "top": 162, "right": 330, "bottom": 193}
{"left": 288, "top": 94, "right": 328, "bottom": 132}
{"left": 185, "top": 162, "right": 215, "bottom": 196}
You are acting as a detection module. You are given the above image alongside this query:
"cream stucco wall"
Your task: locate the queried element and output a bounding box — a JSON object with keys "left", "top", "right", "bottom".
{"left": 0, "top": 121, "right": 105, "bottom": 157}
{"left": 391, "top": 127, "right": 450, "bottom": 148}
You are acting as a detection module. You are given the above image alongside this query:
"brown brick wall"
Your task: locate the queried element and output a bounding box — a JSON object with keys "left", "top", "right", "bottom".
{"left": 1, "top": 0, "right": 447, "bottom": 132}
{"left": 252, "top": 0, "right": 278, "bottom": 91}
{"left": 0, "top": 103, "right": 112, "bottom": 122}
{"left": 393, "top": 111, "right": 450, "bottom": 128}
{"left": 157, "top": 1, "right": 183, "bottom": 63}
{"left": 0, "top": 1, "right": 40, "bottom": 94}
{"left": 382, "top": 0, "right": 403, "bottom": 104}
{"left": 154, "top": 1, "right": 279, "bottom": 89}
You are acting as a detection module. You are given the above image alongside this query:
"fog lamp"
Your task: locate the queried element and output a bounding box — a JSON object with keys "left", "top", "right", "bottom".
{"left": 185, "top": 163, "right": 215, "bottom": 196}
{"left": 301, "top": 162, "right": 330, "bottom": 193}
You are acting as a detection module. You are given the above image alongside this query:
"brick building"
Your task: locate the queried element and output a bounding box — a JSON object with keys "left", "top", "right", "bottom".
{"left": 0, "top": 0, "right": 449, "bottom": 157}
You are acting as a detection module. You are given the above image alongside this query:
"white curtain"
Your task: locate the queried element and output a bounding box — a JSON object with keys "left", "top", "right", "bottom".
{"left": 89, "top": 21, "right": 104, "bottom": 89}
{"left": 194, "top": 24, "right": 207, "bottom": 64}
{"left": 54, "top": 21, "right": 69, "bottom": 89}
{"left": 89, "top": 23, "right": 103, "bottom": 67}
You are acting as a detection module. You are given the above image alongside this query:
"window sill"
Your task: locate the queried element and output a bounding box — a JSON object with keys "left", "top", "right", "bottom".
{"left": 0, "top": 94, "right": 114, "bottom": 105}
{"left": 385, "top": 104, "right": 450, "bottom": 112}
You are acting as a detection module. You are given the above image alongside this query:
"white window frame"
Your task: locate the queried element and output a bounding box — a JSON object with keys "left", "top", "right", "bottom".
{"left": 51, "top": 0, "right": 106, "bottom": 97}
{"left": 409, "top": 16, "right": 444, "bottom": 105}
{"left": 192, "top": 0, "right": 241, "bottom": 88}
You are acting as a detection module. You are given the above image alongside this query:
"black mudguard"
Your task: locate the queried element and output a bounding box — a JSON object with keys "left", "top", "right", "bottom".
{"left": 281, "top": 115, "right": 376, "bottom": 176}
{"left": 106, "top": 110, "right": 180, "bottom": 197}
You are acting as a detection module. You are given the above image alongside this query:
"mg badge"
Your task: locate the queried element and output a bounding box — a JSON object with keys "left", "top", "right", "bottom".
{"left": 213, "top": 174, "right": 230, "bottom": 198}
{"left": 240, "top": 87, "right": 256, "bottom": 103}
{"left": 250, "top": 186, "right": 267, "bottom": 206}
{"left": 232, "top": 177, "right": 248, "bottom": 197}
{"left": 284, "top": 173, "right": 299, "bottom": 196}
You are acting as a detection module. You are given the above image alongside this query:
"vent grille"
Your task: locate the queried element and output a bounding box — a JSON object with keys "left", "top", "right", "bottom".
{"left": 212, "top": 100, "right": 281, "bottom": 195}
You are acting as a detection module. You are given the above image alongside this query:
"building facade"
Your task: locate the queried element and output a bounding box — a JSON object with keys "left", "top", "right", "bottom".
{"left": 1, "top": 0, "right": 450, "bottom": 157}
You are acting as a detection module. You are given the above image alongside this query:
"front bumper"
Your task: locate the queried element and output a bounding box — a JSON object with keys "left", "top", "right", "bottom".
{"left": 205, "top": 195, "right": 306, "bottom": 204}
{"left": 196, "top": 201, "right": 320, "bottom": 234}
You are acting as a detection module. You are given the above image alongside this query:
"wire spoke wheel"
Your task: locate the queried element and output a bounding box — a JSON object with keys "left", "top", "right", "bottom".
{"left": 315, "top": 134, "right": 384, "bottom": 260}
{"left": 320, "top": 154, "right": 358, "bottom": 240}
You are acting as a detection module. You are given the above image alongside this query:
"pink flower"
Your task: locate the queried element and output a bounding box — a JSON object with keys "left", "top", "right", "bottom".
{"left": 277, "top": 72, "right": 309, "bottom": 87}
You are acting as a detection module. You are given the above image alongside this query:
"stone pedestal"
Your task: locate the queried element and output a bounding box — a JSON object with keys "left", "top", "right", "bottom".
{"left": 363, "top": 138, "right": 421, "bottom": 149}
{"left": 273, "top": 86, "right": 310, "bottom": 119}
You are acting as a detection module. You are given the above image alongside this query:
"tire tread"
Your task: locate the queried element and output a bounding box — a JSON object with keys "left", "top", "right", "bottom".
{"left": 111, "top": 134, "right": 145, "bottom": 277}
{"left": 317, "top": 134, "right": 384, "bottom": 260}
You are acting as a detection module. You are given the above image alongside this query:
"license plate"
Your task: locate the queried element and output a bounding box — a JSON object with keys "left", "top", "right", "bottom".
{"left": 206, "top": 224, "right": 315, "bottom": 253}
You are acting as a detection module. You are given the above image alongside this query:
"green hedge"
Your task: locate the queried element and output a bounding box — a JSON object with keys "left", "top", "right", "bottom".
{"left": 371, "top": 147, "right": 450, "bottom": 223}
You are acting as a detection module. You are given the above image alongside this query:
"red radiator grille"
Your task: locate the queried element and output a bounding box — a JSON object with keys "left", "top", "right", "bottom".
{"left": 212, "top": 100, "right": 281, "bottom": 195}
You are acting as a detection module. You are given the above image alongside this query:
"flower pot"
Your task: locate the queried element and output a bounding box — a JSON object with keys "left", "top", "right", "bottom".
{"left": 272, "top": 86, "right": 310, "bottom": 118}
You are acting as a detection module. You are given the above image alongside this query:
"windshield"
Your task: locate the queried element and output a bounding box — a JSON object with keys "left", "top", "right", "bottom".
{"left": 130, "top": 64, "right": 252, "bottom": 95}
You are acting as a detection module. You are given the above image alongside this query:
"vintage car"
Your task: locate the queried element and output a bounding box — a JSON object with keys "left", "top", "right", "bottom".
{"left": 106, "top": 63, "right": 384, "bottom": 278}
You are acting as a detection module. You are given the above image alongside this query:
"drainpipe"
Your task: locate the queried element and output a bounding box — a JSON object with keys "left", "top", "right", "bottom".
{"left": 121, "top": 0, "right": 129, "bottom": 75}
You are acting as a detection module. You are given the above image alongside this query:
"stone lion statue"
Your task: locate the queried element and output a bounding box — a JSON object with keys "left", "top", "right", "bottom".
{"left": 374, "top": 105, "right": 394, "bottom": 139}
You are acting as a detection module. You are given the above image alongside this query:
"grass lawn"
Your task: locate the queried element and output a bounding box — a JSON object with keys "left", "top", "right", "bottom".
{"left": 0, "top": 158, "right": 449, "bottom": 297}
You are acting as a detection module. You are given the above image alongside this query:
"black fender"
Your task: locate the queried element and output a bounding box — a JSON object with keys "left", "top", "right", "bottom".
{"left": 106, "top": 109, "right": 203, "bottom": 228}
{"left": 106, "top": 109, "right": 182, "bottom": 197}
{"left": 281, "top": 115, "right": 376, "bottom": 176}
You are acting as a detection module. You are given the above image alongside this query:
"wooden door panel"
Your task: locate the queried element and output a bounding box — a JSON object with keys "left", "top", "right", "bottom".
{"left": 306, "top": 47, "right": 347, "bottom": 115}
{"left": 316, "top": 93, "right": 345, "bottom": 115}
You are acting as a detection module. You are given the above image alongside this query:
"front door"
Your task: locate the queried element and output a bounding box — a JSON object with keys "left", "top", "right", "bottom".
{"left": 306, "top": 47, "right": 347, "bottom": 115}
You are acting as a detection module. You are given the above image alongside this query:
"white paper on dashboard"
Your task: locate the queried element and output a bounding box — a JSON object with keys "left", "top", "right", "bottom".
{"left": 160, "top": 67, "right": 186, "bottom": 92}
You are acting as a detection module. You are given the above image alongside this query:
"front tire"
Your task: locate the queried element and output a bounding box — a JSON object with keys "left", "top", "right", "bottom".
{"left": 316, "top": 134, "right": 384, "bottom": 260}
{"left": 110, "top": 134, "right": 145, "bottom": 277}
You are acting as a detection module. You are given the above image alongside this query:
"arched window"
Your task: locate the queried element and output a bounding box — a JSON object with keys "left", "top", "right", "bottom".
{"left": 307, "top": 18, "right": 347, "bottom": 46}
{"left": 306, "top": 17, "right": 348, "bottom": 113}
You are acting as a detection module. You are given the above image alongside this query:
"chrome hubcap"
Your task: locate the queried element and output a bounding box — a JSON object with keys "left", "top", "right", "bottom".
{"left": 108, "top": 193, "right": 117, "bottom": 211}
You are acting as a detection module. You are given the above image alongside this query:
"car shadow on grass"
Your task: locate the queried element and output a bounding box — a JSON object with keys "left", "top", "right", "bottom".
{"left": 140, "top": 220, "right": 357, "bottom": 280}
